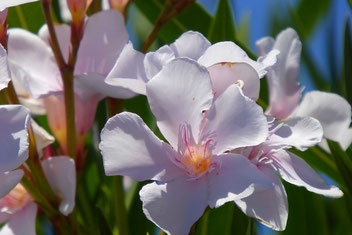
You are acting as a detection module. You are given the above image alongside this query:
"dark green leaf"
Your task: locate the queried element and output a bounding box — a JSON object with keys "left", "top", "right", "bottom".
{"left": 343, "top": 16, "right": 352, "bottom": 105}
{"left": 293, "top": 0, "right": 331, "bottom": 40}
{"left": 7, "top": 2, "right": 45, "bottom": 33}
{"left": 327, "top": 140, "right": 352, "bottom": 195}
{"left": 208, "top": 0, "right": 236, "bottom": 43}
{"left": 133, "top": 0, "right": 212, "bottom": 44}
{"left": 96, "top": 207, "right": 113, "bottom": 235}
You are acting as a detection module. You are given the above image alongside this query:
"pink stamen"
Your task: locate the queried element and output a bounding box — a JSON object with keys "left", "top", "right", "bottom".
{"left": 184, "top": 127, "right": 193, "bottom": 159}
{"left": 203, "top": 139, "right": 212, "bottom": 156}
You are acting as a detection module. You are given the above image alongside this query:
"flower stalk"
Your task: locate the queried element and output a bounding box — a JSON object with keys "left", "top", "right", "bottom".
{"left": 41, "top": 0, "right": 77, "bottom": 159}
{"left": 141, "top": 0, "right": 195, "bottom": 53}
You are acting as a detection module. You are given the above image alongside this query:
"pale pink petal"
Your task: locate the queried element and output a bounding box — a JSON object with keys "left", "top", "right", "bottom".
{"left": 207, "top": 62, "right": 260, "bottom": 100}
{"left": 30, "top": 119, "right": 55, "bottom": 156}
{"left": 146, "top": 58, "right": 213, "bottom": 148}
{"left": 42, "top": 156, "right": 76, "bottom": 215}
{"left": 0, "top": 0, "right": 38, "bottom": 11}
{"left": 0, "top": 45, "right": 10, "bottom": 91}
{"left": 294, "top": 91, "right": 351, "bottom": 143}
{"left": 269, "top": 116, "right": 323, "bottom": 151}
{"left": 8, "top": 29, "right": 62, "bottom": 98}
{"left": 105, "top": 41, "right": 147, "bottom": 95}
{"left": 259, "top": 28, "right": 302, "bottom": 120}
{"left": 272, "top": 151, "right": 343, "bottom": 198}
{"left": 256, "top": 37, "right": 274, "bottom": 56}
{"left": 339, "top": 128, "right": 352, "bottom": 150}
{"left": 201, "top": 85, "right": 268, "bottom": 154}
{"left": 144, "top": 45, "right": 175, "bottom": 79}
{"left": 235, "top": 165, "right": 288, "bottom": 231}
{"left": 0, "top": 202, "right": 37, "bottom": 235}
{"left": 140, "top": 178, "right": 208, "bottom": 235}
{"left": 99, "top": 112, "right": 182, "bottom": 182}
{"left": 75, "top": 10, "right": 129, "bottom": 75}
{"left": 208, "top": 153, "right": 273, "bottom": 208}
{"left": 170, "top": 31, "right": 211, "bottom": 60}
{"left": 76, "top": 73, "right": 136, "bottom": 99}
{"left": 0, "top": 170, "right": 24, "bottom": 199}
{"left": 197, "top": 41, "right": 275, "bottom": 78}
{"left": 0, "top": 105, "right": 30, "bottom": 172}
{"left": 38, "top": 24, "right": 71, "bottom": 62}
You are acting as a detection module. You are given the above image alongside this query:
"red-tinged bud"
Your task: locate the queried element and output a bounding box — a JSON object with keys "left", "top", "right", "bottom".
{"left": 67, "top": 0, "right": 88, "bottom": 25}
{"left": 109, "top": 0, "right": 129, "bottom": 14}
{"left": 0, "top": 9, "right": 8, "bottom": 47}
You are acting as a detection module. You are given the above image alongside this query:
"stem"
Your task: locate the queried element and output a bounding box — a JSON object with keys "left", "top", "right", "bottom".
{"left": 106, "top": 98, "right": 128, "bottom": 235}
{"left": 113, "top": 176, "right": 129, "bottom": 235}
{"left": 27, "top": 126, "right": 58, "bottom": 205}
{"left": 140, "top": 0, "right": 195, "bottom": 53}
{"left": 41, "top": 0, "right": 77, "bottom": 159}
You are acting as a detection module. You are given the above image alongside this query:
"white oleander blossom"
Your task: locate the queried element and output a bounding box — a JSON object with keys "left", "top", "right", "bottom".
{"left": 7, "top": 9, "right": 133, "bottom": 158}
{"left": 256, "top": 28, "right": 352, "bottom": 151}
{"left": 100, "top": 59, "right": 275, "bottom": 235}
{"left": 232, "top": 116, "right": 343, "bottom": 231}
{"left": 0, "top": 157, "right": 76, "bottom": 235}
{"left": 104, "top": 30, "right": 279, "bottom": 101}
{"left": 0, "top": 105, "right": 30, "bottom": 199}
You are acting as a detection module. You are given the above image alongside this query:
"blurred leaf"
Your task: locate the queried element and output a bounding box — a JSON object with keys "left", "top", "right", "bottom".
{"left": 327, "top": 140, "right": 352, "bottom": 195}
{"left": 134, "top": 0, "right": 212, "bottom": 44}
{"left": 237, "top": 13, "right": 250, "bottom": 46}
{"left": 96, "top": 207, "right": 113, "bottom": 235}
{"left": 343, "top": 16, "right": 352, "bottom": 105}
{"left": 127, "top": 182, "right": 156, "bottom": 235}
{"left": 208, "top": 0, "right": 236, "bottom": 43}
{"left": 7, "top": 2, "right": 45, "bottom": 33}
{"left": 293, "top": 0, "right": 331, "bottom": 40}
{"left": 348, "top": 0, "right": 352, "bottom": 9}
{"left": 282, "top": 182, "right": 329, "bottom": 235}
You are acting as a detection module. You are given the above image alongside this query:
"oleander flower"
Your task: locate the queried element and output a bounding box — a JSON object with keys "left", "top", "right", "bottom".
{"left": 0, "top": 105, "right": 30, "bottom": 199}
{"left": 100, "top": 59, "right": 275, "bottom": 235}
{"left": 233, "top": 116, "right": 343, "bottom": 231}
{"left": 105, "top": 30, "right": 279, "bottom": 100}
{"left": 0, "top": 156, "right": 76, "bottom": 235}
{"left": 7, "top": 9, "right": 133, "bottom": 159}
{"left": 256, "top": 28, "right": 352, "bottom": 150}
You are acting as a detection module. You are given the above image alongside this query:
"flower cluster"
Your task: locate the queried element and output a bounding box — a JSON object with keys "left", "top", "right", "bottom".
{"left": 0, "top": 0, "right": 351, "bottom": 235}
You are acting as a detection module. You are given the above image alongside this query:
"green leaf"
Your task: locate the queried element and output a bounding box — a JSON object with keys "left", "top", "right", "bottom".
{"left": 7, "top": 2, "right": 45, "bottom": 33}
{"left": 96, "top": 207, "right": 113, "bottom": 235}
{"left": 293, "top": 0, "right": 331, "bottom": 40}
{"left": 208, "top": 0, "right": 236, "bottom": 43}
{"left": 133, "top": 0, "right": 212, "bottom": 44}
{"left": 342, "top": 16, "right": 352, "bottom": 105}
{"left": 327, "top": 140, "right": 352, "bottom": 195}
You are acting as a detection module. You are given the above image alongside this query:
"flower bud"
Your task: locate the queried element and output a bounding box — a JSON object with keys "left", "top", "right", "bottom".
{"left": 0, "top": 9, "right": 8, "bottom": 46}
{"left": 67, "top": 0, "right": 88, "bottom": 25}
{"left": 109, "top": 0, "right": 129, "bottom": 14}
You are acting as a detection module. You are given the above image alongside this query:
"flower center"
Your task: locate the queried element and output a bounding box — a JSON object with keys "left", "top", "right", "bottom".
{"left": 181, "top": 144, "right": 212, "bottom": 176}
{"left": 0, "top": 184, "right": 32, "bottom": 214}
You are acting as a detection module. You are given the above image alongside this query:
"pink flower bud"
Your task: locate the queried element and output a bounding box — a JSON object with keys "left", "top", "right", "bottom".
{"left": 109, "top": 0, "right": 129, "bottom": 14}
{"left": 67, "top": 0, "right": 88, "bottom": 23}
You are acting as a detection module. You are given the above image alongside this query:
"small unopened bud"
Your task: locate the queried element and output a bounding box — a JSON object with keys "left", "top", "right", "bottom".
{"left": 109, "top": 0, "right": 129, "bottom": 14}
{"left": 67, "top": 0, "right": 88, "bottom": 24}
{"left": 0, "top": 9, "right": 8, "bottom": 46}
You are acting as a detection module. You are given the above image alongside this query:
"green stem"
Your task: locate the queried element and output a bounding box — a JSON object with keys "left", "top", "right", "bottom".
{"left": 113, "top": 176, "right": 129, "bottom": 235}
{"left": 41, "top": 0, "right": 76, "bottom": 159}
{"left": 140, "top": 0, "right": 195, "bottom": 53}
{"left": 246, "top": 218, "right": 254, "bottom": 235}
